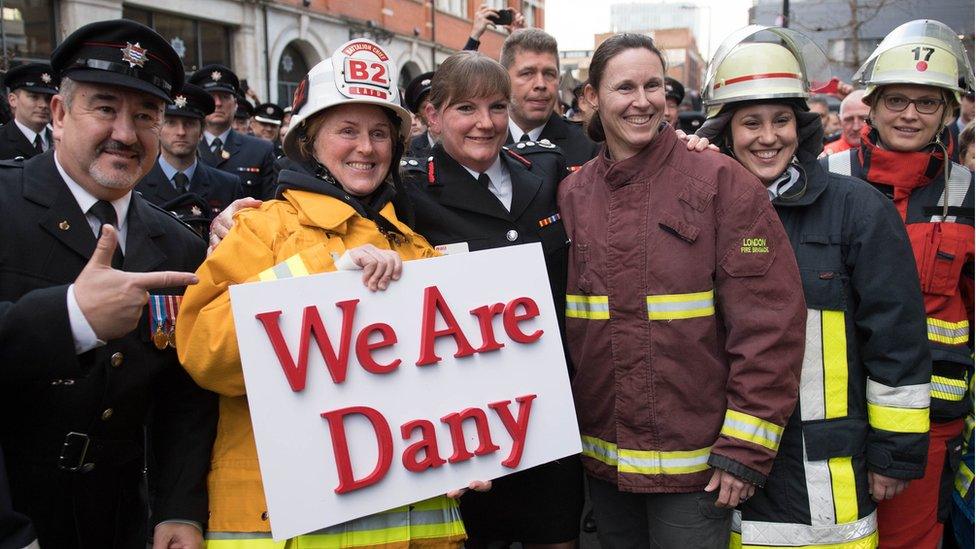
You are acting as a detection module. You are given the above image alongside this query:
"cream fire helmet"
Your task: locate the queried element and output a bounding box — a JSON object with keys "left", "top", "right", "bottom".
{"left": 282, "top": 38, "right": 413, "bottom": 160}
{"left": 854, "top": 19, "right": 974, "bottom": 104}
{"left": 702, "top": 25, "right": 830, "bottom": 118}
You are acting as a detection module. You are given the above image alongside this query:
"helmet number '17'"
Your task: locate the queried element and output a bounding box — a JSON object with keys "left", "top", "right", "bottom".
{"left": 345, "top": 59, "right": 388, "bottom": 86}
{"left": 912, "top": 47, "right": 935, "bottom": 62}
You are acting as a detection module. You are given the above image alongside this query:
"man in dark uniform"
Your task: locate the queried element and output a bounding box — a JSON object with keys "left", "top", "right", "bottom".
{"left": 137, "top": 82, "right": 243, "bottom": 237}
{"left": 189, "top": 64, "right": 275, "bottom": 199}
{"left": 663, "top": 77, "right": 684, "bottom": 127}
{"left": 0, "top": 63, "right": 58, "bottom": 160}
{"left": 500, "top": 29, "right": 599, "bottom": 171}
{"left": 404, "top": 71, "right": 436, "bottom": 157}
{"left": 232, "top": 93, "right": 253, "bottom": 135}
{"left": 0, "top": 20, "right": 216, "bottom": 549}
{"left": 251, "top": 102, "right": 283, "bottom": 143}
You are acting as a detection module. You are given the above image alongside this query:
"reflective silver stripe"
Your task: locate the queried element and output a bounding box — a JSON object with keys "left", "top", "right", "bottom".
{"left": 932, "top": 378, "right": 967, "bottom": 398}
{"left": 617, "top": 451, "right": 711, "bottom": 471}
{"left": 802, "top": 433, "right": 837, "bottom": 526}
{"left": 566, "top": 300, "right": 610, "bottom": 315}
{"left": 827, "top": 151, "right": 852, "bottom": 177}
{"left": 866, "top": 379, "right": 930, "bottom": 409}
{"left": 927, "top": 319, "right": 970, "bottom": 343}
{"left": 800, "top": 309, "right": 827, "bottom": 422}
{"left": 207, "top": 532, "right": 274, "bottom": 540}
{"left": 271, "top": 261, "right": 293, "bottom": 280}
{"left": 739, "top": 510, "right": 877, "bottom": 546}
{"left": 732, "top": 509, "right": 742, "bottom": 534}
{"left": 930, "top": 162, "right": 972, "bottom": 223}
{"left": 581, "top": 437, "right": 618, "bottom": 463}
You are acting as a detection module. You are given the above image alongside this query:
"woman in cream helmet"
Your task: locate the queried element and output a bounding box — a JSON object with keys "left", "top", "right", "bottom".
{"left": 821, "top": 20, "right": 975, "bottom": 549}
{"left": 696, "top": 25, "right": 931, "bottom": 549}
{"left": 175, "top": 39, "right": 472, "bottom": 548}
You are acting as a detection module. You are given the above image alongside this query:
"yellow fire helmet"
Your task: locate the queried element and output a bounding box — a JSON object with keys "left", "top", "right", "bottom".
{"left": 702, "top": 25, "right": 830, "bottom": 118}
{"left": 854, "top": 19, "right": 974, "bottom": 104}
{"left": 283, "top": 38, "right": 412, "bottom": 161}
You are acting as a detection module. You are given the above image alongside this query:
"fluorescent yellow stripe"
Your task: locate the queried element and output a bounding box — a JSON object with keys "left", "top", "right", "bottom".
{"left": 206, "top": 540, "right": 282, "bottom": 549}
{"left": 285, "top": 254, "right": 311, "bottom": 277}
{"left": 645, "top": 290, "right": 714, "bottom": 303}
{"left": 931, "top": 374, "right": 968, "bottom": 402}
{"left": 822, "top": 310, "right": 848, "bottom": 419}
{"left": 721, "top": 409, "right": 784, "bottom": 451}
{"left": 730, "top": 530, "right": 743, "bottom": 549}
{"left": 740, "top": 531, "right": 878, "bottom": 549}
{"left": 867, "top": 402, "right": 930, "bottom": 433}
{"left": 927, "top": 317, "right": 970, "bottom": 345}
{"left": 580, "top": 435, "right": 711, "bottom": 475}
{"left": 828, "top": 456, "right": 858, "bottom": 524}
{"left": 955, "top": 460, "right": 974, "bottom": 497}
{"left": 257, "top": 268, "right": 277, "bottom": 282}
{"left": 647, "top": 306, "right": 715, "bottom": 320}
{"left": 566, "top": 294, "right": 610, "bottom": 320}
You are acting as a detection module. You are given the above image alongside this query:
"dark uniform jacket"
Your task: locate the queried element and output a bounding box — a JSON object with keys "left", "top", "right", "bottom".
{"left": 197, "top": 129, "right": 275, "bottom": 200}
{"left": 136, "top": 158, "right": 243, "bottom": 223}
{"left": 0, "top": 151, "right": 218, "bottom": 548}
{"left": 0, "top": 122, "right": 51, "bottom": 161}
{"left": 736, "top": 160, "right": 931, "bottom": 546}
{"left": 407, "top": 133, "right": 433, "bottom": 158}
{"left": 507, "top": 112, "right": 600, "bottom": 171}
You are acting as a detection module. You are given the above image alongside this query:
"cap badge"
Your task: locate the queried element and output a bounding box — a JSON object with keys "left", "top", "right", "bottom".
{"left": 174, "top": 95, "right": 188, "bottom": 108}
{"left": 190, "top": 205, "right": 202, "bottom": 216}
{"left": 211, "top": 70, "right": 222, "bottom": 81}
{"left": 266, "top": 106, "right": 274, "bottom": 115}
{"left": 121, "top": 42, "right": 148, "bottom": 68}
{"left": 41, "top": 73, "right": 52, "bottom": 84}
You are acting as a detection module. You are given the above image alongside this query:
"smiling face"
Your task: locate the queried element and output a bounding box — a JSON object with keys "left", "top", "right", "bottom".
{"left": 52, "top": 81, "right": 163, "bottom": 200}
{"left": 870, "top": 84, "right": 950, "bottom": 152}
{"left": 730, "top": 103, "right": 798, "bottom": 185}
{"left": 311, "top": 103, "right": 394, "bottom": 197}
{"left": 426, "top": 92, "right": 509, "bottom": 173}
{"left": 507, "top": 49, "right": 559, "bottom": 131}
{"left": 585, "top": 47, "right": 666, "bottom": 161}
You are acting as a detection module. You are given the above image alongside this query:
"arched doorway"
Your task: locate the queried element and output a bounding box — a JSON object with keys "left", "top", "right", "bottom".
{"left": 277, "top": 43, "right": 311, "bottom": 108}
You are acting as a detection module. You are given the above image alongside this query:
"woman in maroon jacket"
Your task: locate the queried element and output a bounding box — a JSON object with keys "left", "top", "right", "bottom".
{"left": 558, "top": 33, "right": 807, "bottom": 548}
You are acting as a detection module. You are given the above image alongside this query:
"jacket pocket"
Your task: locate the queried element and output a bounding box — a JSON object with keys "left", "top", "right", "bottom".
{"left": 920, "top": 231, "right": 965, "bottom": 297}
{"left": 802, "top": 417, "right": 867, "bottom": 461}
{"left": 800, "top": 269, "right": 849, "bottom": 311}
{"left": 659, "top": 212, "right": 700, "bottom": 244}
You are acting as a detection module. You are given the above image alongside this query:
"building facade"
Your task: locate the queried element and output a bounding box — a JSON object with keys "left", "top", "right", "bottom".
{"left": 1, "top": 0, "right": 543, "bottom": 106}
{"left": 750, "top": 0, "right": 974, "bottom": 83}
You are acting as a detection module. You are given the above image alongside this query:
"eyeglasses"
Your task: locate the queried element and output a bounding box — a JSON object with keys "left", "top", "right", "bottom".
{"left": 881, "top": 94, "right": 945, "bottom": 115}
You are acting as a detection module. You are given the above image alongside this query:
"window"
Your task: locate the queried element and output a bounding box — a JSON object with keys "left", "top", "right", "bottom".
{"left": 122, "top": 6, "right": 232, "bottom": 73}
{"left": 435, "top": 0, "right": 466, "bottom": 18}
{"left": 1, "top": 0, "right": 56, "bottom": 64}
{"left": 277, "top": 44, "right": 310, "bottom": 108}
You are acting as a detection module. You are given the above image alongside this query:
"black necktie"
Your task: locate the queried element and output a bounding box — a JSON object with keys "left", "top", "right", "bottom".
{"left": 33, "top": 134, "right": 43, "bottom": 154}
{"left": 89, "top": 200, "right": 124, "bottom": 269}
{"left": 519, "top": 133, "right": 532, "bottom": 142}
{"left": 173, "top": 172, "right": 190, "bottom": 194}
{"left": 211, "top": 137, "right": 223, "bottom": 156}
{"left": 478, "top": 173, "right": 491, "bottom": 189}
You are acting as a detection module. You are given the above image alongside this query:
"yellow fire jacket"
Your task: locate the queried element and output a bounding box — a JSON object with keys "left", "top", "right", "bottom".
{"left": 176, "top": 186, "right": 464, "bottom": 547}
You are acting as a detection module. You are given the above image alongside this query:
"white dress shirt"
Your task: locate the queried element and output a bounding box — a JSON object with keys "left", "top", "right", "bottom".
{"left": 508, "top": 117, "right": 546, "bottom": 143}
{"left": 461, "top": 155, "right": 513, "bottom": 211}
{"left": 14, "top": 118, "right": 49, "bottom": 151}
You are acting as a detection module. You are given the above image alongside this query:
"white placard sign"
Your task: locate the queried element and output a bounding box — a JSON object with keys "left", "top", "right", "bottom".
{"left": 229, "top": 243, "right": 581, "bottom": 540}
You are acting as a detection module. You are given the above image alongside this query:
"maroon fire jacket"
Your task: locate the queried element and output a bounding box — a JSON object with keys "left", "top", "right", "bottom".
{"left": 558, "top": 127, "right": 806, "bottom": 492}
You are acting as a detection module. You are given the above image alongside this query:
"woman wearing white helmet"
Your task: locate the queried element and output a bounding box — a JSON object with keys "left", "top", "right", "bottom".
{"left": 175, "top": 39, "right": 472, "bottom": 548}
{"left": 821, "top": 20, "right": 975, "bottom": 549}
{"left": 696, "top": 25, "right": 931, "bottom": 549}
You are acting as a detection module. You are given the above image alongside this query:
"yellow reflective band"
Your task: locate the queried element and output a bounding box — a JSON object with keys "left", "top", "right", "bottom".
{"left": 828, "top": 456, "right": 859, "bottom": 524}
{"left": 931, "top": 375, "right": 968, "bottom": 402}
{"left": 285, "top": 254, "right": 311, "bottom": 278}
{"left": 257, "top": 268, "right": 277, "bottom": 282}
{"left": 580, "top": 435, "right": 711, "bottom": 475}
{"left": 720, "top": 409, "right": 784, "bottom": 451}
{"left": 646, "top": 289, "right": 715, "bottom": 320}
{"left": 927, "top": 317, "right": 970, "bottom": 345}
{"left": 867, "top": 402, "right": 930, "bottom": 433}
{"left": 731, "top": 530, "right": 743, "bottom": 549}
{"left": 955, "top": 460, "right": 973, "bottom": 498}
{"left": 566, "top": 294, "right": 610, "bottom": 320}
{"left": 257, "top": 254, "right": 313, "bottom": 282}
{"left": 822, "top": 310, "right": 848, "bottom": 419}
{"left": 738, "top": 532, "right": 878, "bottom": 549}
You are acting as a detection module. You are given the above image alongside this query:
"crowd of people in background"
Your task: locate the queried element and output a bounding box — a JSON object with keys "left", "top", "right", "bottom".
{"left": 0, "top": 6, "right": 972, "bottom": 549}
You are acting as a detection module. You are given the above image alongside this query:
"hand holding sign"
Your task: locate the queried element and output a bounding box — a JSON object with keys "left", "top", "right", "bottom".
{"left": 75, "top": 225, "right": 198, "bottom": 340}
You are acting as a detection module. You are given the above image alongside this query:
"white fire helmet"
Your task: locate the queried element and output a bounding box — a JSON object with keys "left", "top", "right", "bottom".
{"left": 282, "top": 38, "right": 413, "bottom": 160}
{"left": 854, "top": 20, "right": 974, "bottom": 105}
{"left": 702, "top": 25, "right": 830, "bottom": 119}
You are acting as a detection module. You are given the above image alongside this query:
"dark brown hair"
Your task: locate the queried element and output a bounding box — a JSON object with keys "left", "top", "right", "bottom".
{"left": 500, "top": 29, "right": 559, "bottom": 70}
{"left": 426, "top": 51, "right": 511, "bottom": 110}
{"left": 585, "top": 33, "right": 666, "bottom": 142}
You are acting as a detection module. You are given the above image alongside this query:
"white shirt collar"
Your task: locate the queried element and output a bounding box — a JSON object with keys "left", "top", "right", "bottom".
{"left": 766, "top": 165, "right": 801, "bottom": 201}
{"left": 508, "top": 117, "right": 546, "bottom": 143}
{"left": 14, "top": 118, "right": 43, "bottom": 148}
{"left": 460, "top": 154, "right": 506, "bottom": 183}
{"left": 54, "top": 153, "right": 132, "bottom": 234}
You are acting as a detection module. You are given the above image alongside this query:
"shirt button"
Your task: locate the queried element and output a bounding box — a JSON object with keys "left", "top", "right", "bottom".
{"left": 506, "top": 230, "right": 518, "bottom": 242}
{"left": 110, "top": 352, "right": 124, "bottom": 368}
{"left": 101, "top": 408, "right": 114, "bottom": 421}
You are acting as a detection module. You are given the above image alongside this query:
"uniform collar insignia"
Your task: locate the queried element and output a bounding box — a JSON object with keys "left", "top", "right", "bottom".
{"left": 121, "top": 42, "right": 148, "bottom": 68}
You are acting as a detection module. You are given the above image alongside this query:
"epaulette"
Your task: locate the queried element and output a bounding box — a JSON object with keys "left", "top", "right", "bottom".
{"left": 399, "top": 156, "right": 427, "bottom": 175}
{"left": 139, "top": 195, "right": 207, "bottom": 242}
{"left": 508, "top": 138, "right": 564, "bottom": 157}
{"left": 0, "top": 158, "right": 25, "bottom": 168}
